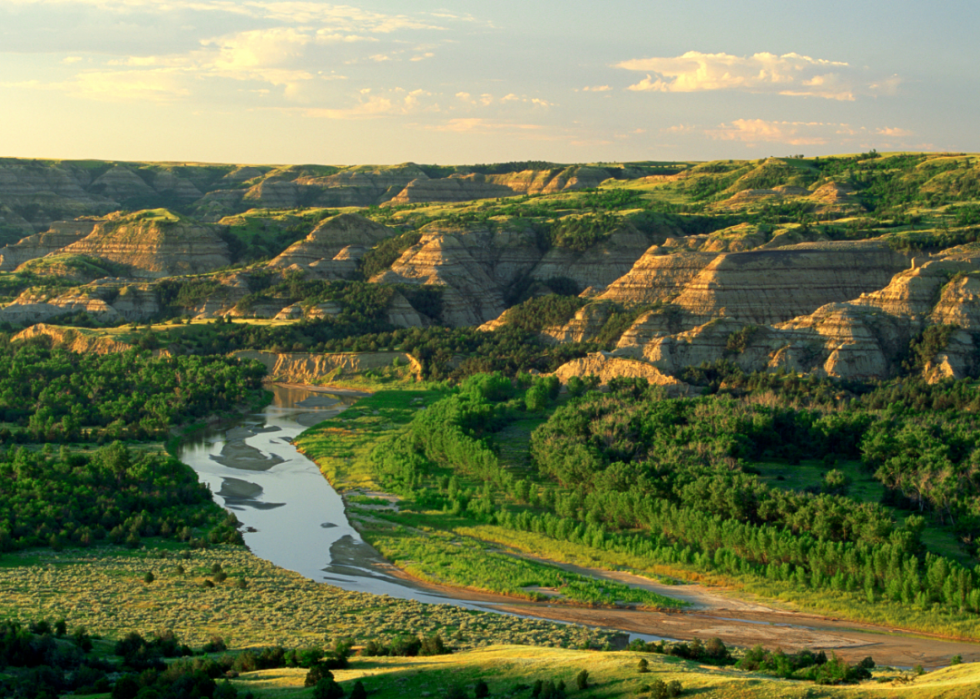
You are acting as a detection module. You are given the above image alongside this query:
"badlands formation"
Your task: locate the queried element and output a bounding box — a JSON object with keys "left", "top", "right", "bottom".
{"left": 2, "top": 153, "right": 979, "bottom": 384}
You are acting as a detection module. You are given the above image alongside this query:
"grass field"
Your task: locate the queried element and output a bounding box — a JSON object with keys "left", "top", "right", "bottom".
{"left": 0, "top": 544, "right": 617, "bottom": 651}
{"left": 295, "top": 388, "right": 446, "bottom": 491}
{"left": 232, "top": 646, "right": 980, "bottom": 699}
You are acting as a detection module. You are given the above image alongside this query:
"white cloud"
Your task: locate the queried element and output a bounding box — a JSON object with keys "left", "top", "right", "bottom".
{"left": 3, "top": 1, "right": 449, "bottom": 33}
{"left": 71, "top": 69, "right": 192, "bottom": 102}
{"left": 410, "top": 52, "right": 435, "bottom": 62}
{"left": 577, "top": 85, "right": 612, "bottom": 92}
{"left": 618, "top": 51, "right": 862, "bottom": 100}
{"left": 295, "top": 87, "right": 436, "bottom": 119}
{"left": 61, "top": 56, "right": 83, "bottom": 64}
{"left": 421, "top": 118, "right": 545, "bottom": 136}
{"left": 704, "top": 119, "right": 836, "bottom": 145}
{"left": 877, "top": 126, "right": 913, "bottom": 137}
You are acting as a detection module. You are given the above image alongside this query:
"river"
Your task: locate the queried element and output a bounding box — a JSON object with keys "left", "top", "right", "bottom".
{"left": 176, "top": 384, "right": 501, "bottom": 609}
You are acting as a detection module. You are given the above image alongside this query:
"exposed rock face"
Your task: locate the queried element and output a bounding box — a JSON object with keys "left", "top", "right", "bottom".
{"left": 0, "top": 205, "right": 34, "bottom": 241}
{"left": 383, "top": 166, "right": 614, "bottom": 206}
{"left": 932, "top": 273, "right": 980, "bottom": 328}
{"left": 0, "top": 162, "right": 114, "bottom": 226}
{"left": 192, "top": 189, "right": 246, "bottom": 220}
{"left": 615, "top": 308, "right": 684, "bottom": 349}
{"left": 598, "top": 247, "right": 717, "bottom": 306}
{"left": 372, "top": 222, "right": 543, "bottom": 326}
{"left": 672, "top": 241, "right": 911, "bottom": 327}
{"left": 552, "top": 352, "right": 692, "bottom": 397}
{"left": 531, "top": 225, "right": 656, "bottom": 292}
{"left": 222, "top": 166, "right": 265, "bottom": 183}
{"left": 268, "top": 213, "right": 394, "bottom": 279}
{"left": 231, "top": 350, "right": 422, "bottom": 383}
{"left": 12, "top": 323, "right": 132, "bottom": 355}
{"left": 0, "top": 220, "right": 97, "bottom": 270}
{"left": 774, "top": 304, "right": 907, "bottom": 379}
{"left": 0, "top": 279, "right": 160, "bottom": 324}
{"left": 488, "top": 166, "right": 612, "bottom": 195}
{"left": 922, "top": 330, "right": 976, "bottom": 383}
{"left": 90, "top": 165, "right": 157, "bottom": 201}
{"left": 60, "top": 210, "right": 231, "bottom": 278}
{"left": 701, "top": 223, "right": 771, "bottom": 253}
{"left": 305, "top": 164, "right": 430, "bottom": 207}
{"left": 243, "top": 179, "right": 298, "bottom": 208}
{"left": 387, "top": 292, "right": 427, "bottom": 328}
{"left": 542, "top": 303, "right": 614, "bottom": 344}
{"left": 809, "top": 182, "right": 860, "bottom": 214}
{"left": 385, "top": 173, "right": 516, "bottom": 205}
{"left": 151, "top": 171, "right": 203, "bottom": 200}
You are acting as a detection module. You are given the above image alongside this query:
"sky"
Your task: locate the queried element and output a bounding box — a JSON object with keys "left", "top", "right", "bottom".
{"left": 1, "top": 0, "right": 978, "bottom": 165}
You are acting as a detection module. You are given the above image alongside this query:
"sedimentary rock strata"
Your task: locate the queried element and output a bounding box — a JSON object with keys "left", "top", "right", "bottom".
{"left": 0, "top": 220, "right": 97, "bottom": 270}
{"left": 60, "top": 211, "right": 230, "bottom": 278}
{"left": 268, "top": 213, "right": 394, "bottom": 279}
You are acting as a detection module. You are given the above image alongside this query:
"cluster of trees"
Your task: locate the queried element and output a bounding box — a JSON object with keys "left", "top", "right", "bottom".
{"left": 0, "top": 336, "right": 265, "bottom": 442}
{"left": 0, "top": 619, "right": 117, "bottom": 697}
{"left": 367, "top": 372, "right": 980, "bottom": 619}
{"left": 0, "top": 442, "right": 241, "bottom": 552}
{"left": 736, "top": 646, "right": 874, "bottom": 684}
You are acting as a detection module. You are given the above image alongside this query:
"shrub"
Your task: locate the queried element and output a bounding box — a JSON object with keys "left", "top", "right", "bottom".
{"left": 312, "top": 677, "right": 344, "bottom": 699}
{"left": 111, "top": 675, "right": 140, "bottom": 699}
{"left": 474, "top": 679, "right": 490, "bottom": 698}
{"left": 638, "top": 658, "right": 650, "bottom": 673}
{"left": 350, "top": 680, "right": 368, "bottom": 699}
{"left": 303, "top": 663, "right": 333, "bottom": 687}
{"left": 575, "top": 669, "right": 589, "bottom": 690}
{"left": 420, "top": 634, "right": 450, "bottom": 656}
{"left": 202, "top": 637, "right": 227, "bottom": 653}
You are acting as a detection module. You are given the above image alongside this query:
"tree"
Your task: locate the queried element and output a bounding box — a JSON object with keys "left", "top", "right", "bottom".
{"left": 215, "top": 680, "right": 238, "bottom": 699}
{"left": 305, "top": 663, "right": 334, "bottom": 688}
{"left": 637, "top": 658, "right": 650, "bottom": 673}
{"left": 575, "top": 670, "right": 589, "bottom": 690}
{"left": 350, "top": 680, "right": 368, "bottom": 699}
{"left": 474, "top": 679, "right": 490, "bottom": 698}
{"left": 313, "top": 678, "right": 345, "bottom": 699}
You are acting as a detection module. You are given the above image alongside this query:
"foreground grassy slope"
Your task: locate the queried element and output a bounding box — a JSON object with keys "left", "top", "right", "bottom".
{"left": 234, "top": 647, "right": 980, "bottom": 699}
{"left": 0, "top": 544, "right": 615, "bottom": 650}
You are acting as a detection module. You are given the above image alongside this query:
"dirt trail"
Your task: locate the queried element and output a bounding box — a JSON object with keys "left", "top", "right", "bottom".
{"left": 378, "top": 559, "right": 980, "bottom": 669}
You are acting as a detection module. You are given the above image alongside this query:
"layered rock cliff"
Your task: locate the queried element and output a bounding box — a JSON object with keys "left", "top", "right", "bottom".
{"left": 372, "top": 221, "right": 543, "bottom": 326}
{"left": 268, "top": 213, "right": 394, "bottom": 279}
{"left": 671, "top": 241, "right": 911, "bottom": 327}
{"left": 60, "top": 210, "right": 230, "bottom": 278}
{"left": 0, "top": 220, "right": 98, "bottom": 271}
{"left": 231, "top": 350, "right": 422, "bottom": 383}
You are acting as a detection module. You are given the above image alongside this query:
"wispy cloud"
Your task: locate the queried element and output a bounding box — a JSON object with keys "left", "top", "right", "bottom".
{"left": 705, "top": 119, "right": 836, "bottom": 145}
{"left": 293, "top": 87, "right": 436, "bottom": 119}
{"left": 667, "top": 119, "right": 919, "bottom": 148}
{"left": 617, "top": 51, "right": 869, "bottom": 101}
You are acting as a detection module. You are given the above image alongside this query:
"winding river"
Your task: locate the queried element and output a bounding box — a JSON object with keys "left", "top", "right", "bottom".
{"left": 178, "top": 384, "right": 676, "bottom": 644}
{"left": 177, "top": 384, "right": 489, "bottom": 608}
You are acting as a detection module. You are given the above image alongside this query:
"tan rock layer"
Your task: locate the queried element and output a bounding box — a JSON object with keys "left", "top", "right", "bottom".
{"left": 231, "top": 350, "right": 422, "bottom": 382}
{"left": 0, "top": 220, "right": 97, "bottom": 271}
